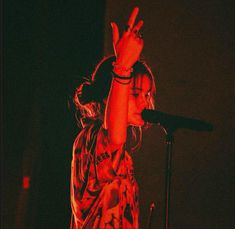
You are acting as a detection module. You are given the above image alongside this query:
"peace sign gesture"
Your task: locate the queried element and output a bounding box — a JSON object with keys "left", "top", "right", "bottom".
{"left": 111, "top": 7, "right": 144, "bottom": 72}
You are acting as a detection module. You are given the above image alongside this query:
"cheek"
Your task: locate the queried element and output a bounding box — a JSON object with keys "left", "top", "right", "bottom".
{"left": 128, "top": 97, "right": 137, "bottom": 111}
{"left": 128, "top": 102, "right": 133, "bottom": 114}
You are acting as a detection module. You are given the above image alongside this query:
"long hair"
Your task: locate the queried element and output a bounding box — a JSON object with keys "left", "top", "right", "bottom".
{"left": 73, "top": 55, "right": 156, "bottom": 151}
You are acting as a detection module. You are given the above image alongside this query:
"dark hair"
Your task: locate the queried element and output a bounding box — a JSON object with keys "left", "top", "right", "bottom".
{"left": 77, "top": 55, "right": 114, "bottom": 105}
{"left": 73, "top": 55, "right": 156, "bottom": 128}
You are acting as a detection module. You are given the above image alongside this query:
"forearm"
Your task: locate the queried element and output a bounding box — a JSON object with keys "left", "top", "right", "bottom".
{"left": 104, "top": 6, "right": 143, "bottom": 149}
{"left": 104, "top": 74, "right": 130, "bottom": 145}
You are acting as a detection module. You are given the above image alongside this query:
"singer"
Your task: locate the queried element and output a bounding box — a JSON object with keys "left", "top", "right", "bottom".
{"left": 70, "top": 7, "right": 157, "bottom": 229}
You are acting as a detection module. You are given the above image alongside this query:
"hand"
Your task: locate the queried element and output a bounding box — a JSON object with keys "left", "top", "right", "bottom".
{"left": 111, "top": 7, "right": 144, "bottom": 69}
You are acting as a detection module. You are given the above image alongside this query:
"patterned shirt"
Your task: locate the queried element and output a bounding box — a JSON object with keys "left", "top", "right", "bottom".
{"left": 70, "top": 120, "right": 139, "bottom": 229}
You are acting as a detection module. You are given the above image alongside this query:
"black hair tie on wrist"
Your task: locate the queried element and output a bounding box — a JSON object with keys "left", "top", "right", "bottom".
{"left": 113, "top": 78, "right": 131, "bottom": 85}
{"left": 112, "top": 71, "right": 133, "bottom": 80}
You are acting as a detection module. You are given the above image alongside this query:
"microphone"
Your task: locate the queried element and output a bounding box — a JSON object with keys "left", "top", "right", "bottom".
{"left": 141, "top": 109, "right": 213, "bottom": 132}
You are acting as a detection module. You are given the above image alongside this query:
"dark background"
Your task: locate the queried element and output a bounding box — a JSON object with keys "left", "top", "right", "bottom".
{"left": 2, "top": 0, "right": 234, "bottom": 229}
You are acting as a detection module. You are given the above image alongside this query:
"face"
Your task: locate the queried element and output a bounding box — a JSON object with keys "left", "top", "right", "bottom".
{"left": 128, "top": 74, "right": 152, "bottom": 126}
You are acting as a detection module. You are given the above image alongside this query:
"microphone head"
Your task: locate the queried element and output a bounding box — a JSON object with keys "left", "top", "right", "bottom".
{"left": 141, "top": 109, "right": 214, "bottom": 132}
{"left": 141, "top": 109, "right": 158, "bottom": 123}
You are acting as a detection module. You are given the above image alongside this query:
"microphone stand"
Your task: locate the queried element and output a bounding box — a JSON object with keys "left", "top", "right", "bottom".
{"left": 161, "top": 123, "right": 212, "bottom": 229}
{"left": 141, "top": 109, "right": 213, "bottom": 229}
{"left": 162, "top": 127, "right": 174, "bottom": 229}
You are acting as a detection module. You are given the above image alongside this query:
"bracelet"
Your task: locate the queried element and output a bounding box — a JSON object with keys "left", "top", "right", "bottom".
{"left": 112, "top": 71, "right": 133, "bottom": 80}
{"left": 113, "top": 78, "right": 131, "bottom": 85}
{"left": 112, "top": 61, "right": 133, "bottom": 74}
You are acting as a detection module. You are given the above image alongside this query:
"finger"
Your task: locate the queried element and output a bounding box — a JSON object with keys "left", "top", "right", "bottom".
{"left": 111, "top": 22, "right": 119, "bottom": 46}
{"left": 127, "top": 7, "right": 139, "bottom": 29}
{"left": 132, "top": 20, "right": 144, "bottom": 33}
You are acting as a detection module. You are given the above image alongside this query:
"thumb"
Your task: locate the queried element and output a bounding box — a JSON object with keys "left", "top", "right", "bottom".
{"left": 111, "top": 22, "right": 119, "bottom": 47}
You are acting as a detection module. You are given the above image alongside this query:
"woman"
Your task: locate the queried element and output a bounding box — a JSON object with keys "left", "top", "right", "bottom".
{"left": 70, "top": 7, "right": 156, "bottom": 229}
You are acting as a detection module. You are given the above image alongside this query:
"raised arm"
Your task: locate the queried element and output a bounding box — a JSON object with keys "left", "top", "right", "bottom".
{"left": 104, "top": 7, "right": 144, "bottom": 146}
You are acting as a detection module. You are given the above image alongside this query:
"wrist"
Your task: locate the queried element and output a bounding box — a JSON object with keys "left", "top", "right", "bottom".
{"left": 111, "top": 71, "right": 132, "bottom": 85}
{"left": 112, "top": 61, "right": 133, "bottom": 77}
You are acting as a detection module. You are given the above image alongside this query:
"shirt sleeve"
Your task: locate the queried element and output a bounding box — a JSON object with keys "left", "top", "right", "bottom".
{"left": 94, "top": 125, "right": 124, "bottom": 183}
{"left": 71, "top": 121, "right": 123, "bottom": 198}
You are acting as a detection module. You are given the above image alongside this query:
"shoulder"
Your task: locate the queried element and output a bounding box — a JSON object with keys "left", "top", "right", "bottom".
{"left": 75, "top": 120, "right": 102, "bottom": 141}
{"left": 73, "top": 120, "right": 102, "bottom": 152}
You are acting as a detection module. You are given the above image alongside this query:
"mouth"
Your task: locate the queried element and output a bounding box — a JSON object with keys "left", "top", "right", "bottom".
{"left": 134, "top": 112, "right": 144, "bottom": 120}
{"left": 136, "top": 110, "right": 144, "bottom": 115}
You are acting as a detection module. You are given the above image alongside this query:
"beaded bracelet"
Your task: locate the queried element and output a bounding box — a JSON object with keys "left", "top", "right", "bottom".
{"left": 112, "top": 61, "right": 133, "bottom": 75}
